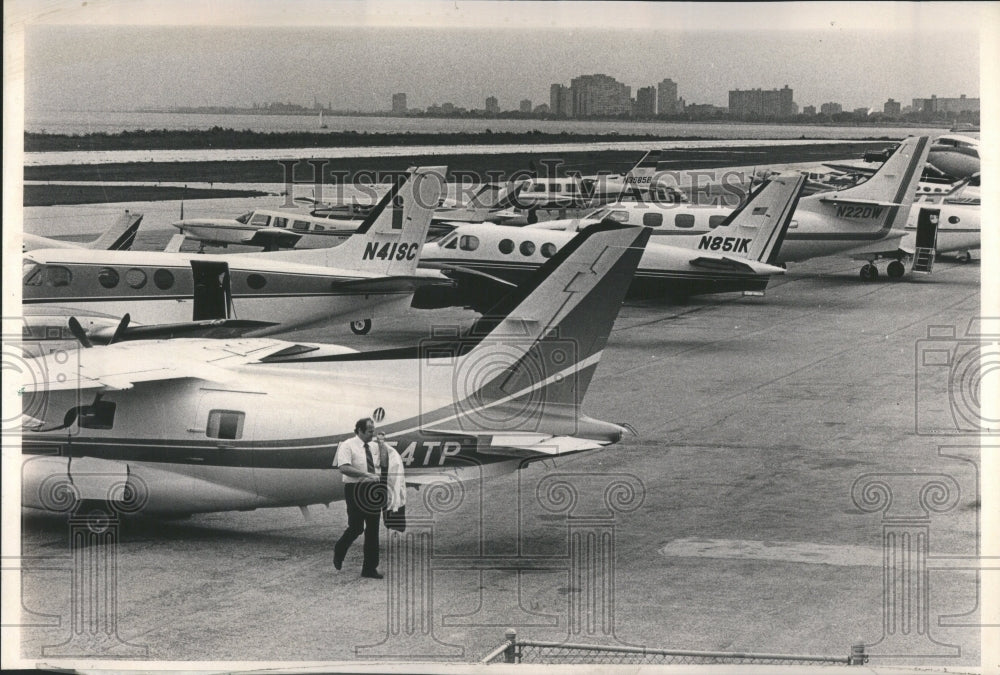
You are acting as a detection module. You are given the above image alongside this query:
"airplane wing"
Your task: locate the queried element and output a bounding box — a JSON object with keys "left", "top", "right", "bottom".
{"left": 242, "top": 228, "right": 303, "bottom": 251}
{"left": 22, "top": 338, "right": 302, "bottom": 393}
{"left": 89, "top": 319, "right": 278, "bottom": 342}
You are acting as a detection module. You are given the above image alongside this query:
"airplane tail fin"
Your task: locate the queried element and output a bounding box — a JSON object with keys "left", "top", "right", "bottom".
{"left": 430, "top": 223, "right": 650, "bottom": 434}
{"left": 726, "top": 174, "right": 806, "bottom": 264}
{"left": 492, "top": 179, "right": 530, "bottom": 211}
{"left": 620, "top": 149, "right": 661, "bottom": 198}
{"left": 798, "top": 136, "right": 930, "bottom": 232}
{"left": 89, "top": 210, "right": 143, "bottom": 250}
{"left": 255, "top": 166, "right": 446, "bottom": 275}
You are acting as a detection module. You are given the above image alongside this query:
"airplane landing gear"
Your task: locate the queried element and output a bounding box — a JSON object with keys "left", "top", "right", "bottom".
{"left": 887, "top": 260, "right": 906, "bottom": 279}
{"left": 859, "top": 263, "right": 879, "bottom": 281}
{"left": 350, "top": 319, "right": 372, "bottom": 335}
{"left": 956, "top": 250, "right": 973, "bottom": 264}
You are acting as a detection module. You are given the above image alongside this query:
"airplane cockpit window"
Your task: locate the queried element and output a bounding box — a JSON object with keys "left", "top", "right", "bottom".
{"left": 587, "top": 208, "right": 610, "bottom": 220}
{"left": 314, "top": 224, "right": 325, "bottom": 231}
{"left": 41, "top": 266, "right": 73, "bottom": 287}
{"left": 498, "top": 239, "right": 515, "bottom": 255}
{"left": 207, "top": 410, "right": 244, "bottom": 440}
{"left": 642, "top": 213, "right": 663, "bottom": 228}
{"left": 98, "top": 267, "right": 120, "bottom": 289}
{"left": 520, "top": 240, "right": 536, "bottom": 256}
{"left": 709, "top": 215, "right": 727, "bottom": 229}
{"left": 608, "top": 211, "right": 629, "bottom": 223}
{"left": 540, "top": 243, "right": 557, "bottom": 258}
{"left": 235, "top": 212, "right": 254, "bottom": 224}
{"left": 23, "top": 260, "right": 42, "bottom": 285}
{"left": 674, "top": 214, "right": 695, "bottom": 228}
{"left": 458, "top": 235, "right": 479, "bottom": 251}
{"left": 250, "top": 213, "right": 271, "bottom": 227}
{"left": 125, "top": 268, "right": 147, "bottom": 289}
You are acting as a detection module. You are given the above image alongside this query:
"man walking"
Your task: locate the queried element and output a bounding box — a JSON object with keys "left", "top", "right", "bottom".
{"left": 333, "top": 417, "right": 386, "bottom": 579}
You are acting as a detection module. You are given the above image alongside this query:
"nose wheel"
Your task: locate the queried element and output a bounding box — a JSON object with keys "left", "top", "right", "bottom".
{"left": 350, "top": 319, "right": 372, "bottom": 335}
{"left": 859, "top": 263, "right": 879, "bottom": 281}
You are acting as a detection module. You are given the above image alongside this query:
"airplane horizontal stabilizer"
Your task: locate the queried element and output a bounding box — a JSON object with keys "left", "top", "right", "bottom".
{"left": 688, "top": 256, "right": 756, "bottom": 273}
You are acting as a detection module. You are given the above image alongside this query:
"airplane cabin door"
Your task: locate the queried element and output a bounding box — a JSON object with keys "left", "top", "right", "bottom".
{"left": 912, "top": 208, "right": 940, "bottom": 274}
{"left": 190, "top": 388, "right": 262, "bottom": 511}
{"left": 190, "top": 260, "right": 234, "bottom": 320}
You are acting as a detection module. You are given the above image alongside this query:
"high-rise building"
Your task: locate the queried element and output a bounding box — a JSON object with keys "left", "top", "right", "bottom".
{"left": 820, "top": 102, "right": 842, "bottom": 116}
{"left": 728, "top": 85, "right": 796, "bottom": 119}
{"left": 803, "top": 105, "right": 817, "bottom": 115}
{"left": 550, "top": 84, "right": 574, "bottom": 117}
{"left": 485, "top": 96, "right": 499, "bottom": 115}
{"left": 520, "top": 99, "right": 532, "bottom": 113}
{"left": 657, "top": 78, "right": 678, "bottom": 115}
{"left": 570, "top": 74, "right": 631, "bottom": 117}
{"left": 883, "top": 98, "right": 901, "bottom": 116}
{"left": 911, "top": 94, "right": 980, "bottom": 114}
{"left": 635, "top": 86, "right": 656, "bottom": 117}
{"left": 391, "top": 93, "right": 407, "bottom": 115}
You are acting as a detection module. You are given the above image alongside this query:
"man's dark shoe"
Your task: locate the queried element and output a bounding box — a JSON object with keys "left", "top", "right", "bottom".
{"left": 334, "top": 556, "right": 343, "bottom": 571}
{"left": 361, "top": 570, "right": 384, "bottom": 579}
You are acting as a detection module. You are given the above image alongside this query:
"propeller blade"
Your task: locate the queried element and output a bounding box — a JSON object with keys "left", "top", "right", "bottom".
{"left": 108, "top": 313, "right": 131, "bottom": 344}
{"left": 67, "top": 317, "right": 93, "bottom": 348}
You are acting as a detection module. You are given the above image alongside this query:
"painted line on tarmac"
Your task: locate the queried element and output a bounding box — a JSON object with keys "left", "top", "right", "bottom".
{"left": 658, "top": 538, "right": 882, "bottom": 567}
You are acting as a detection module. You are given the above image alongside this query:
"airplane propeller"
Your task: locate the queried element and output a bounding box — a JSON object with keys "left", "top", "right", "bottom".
{"left": 67, "top": 317, "right": 93, "bottom": 348}
{"left": 107, "top": 313, "right": 131, "bottom": 345}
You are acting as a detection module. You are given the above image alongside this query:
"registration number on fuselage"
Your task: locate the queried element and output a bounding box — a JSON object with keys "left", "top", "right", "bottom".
{"left": 697, "top": 236, "right": 751, "bottom": 253}
{"left": 362, "top": 242, "right": 420, "bottom": 261}
{"left": 835, "top": 205, "right": 884, "bottom": 219}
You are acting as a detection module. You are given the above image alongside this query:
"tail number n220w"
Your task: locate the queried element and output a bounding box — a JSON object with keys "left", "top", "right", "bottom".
{"left": 836, "top": 205, "right": 883, "bottom": 219}
{"left": 697, "top": 236, "right": 751, "bottom": 253}
{"left": 363, "top": 242, "right": 419, "bottom": 261}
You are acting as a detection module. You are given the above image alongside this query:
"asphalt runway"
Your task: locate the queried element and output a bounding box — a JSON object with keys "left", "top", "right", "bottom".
{"left": 16, "top": 254, "right": 982, "bottom": 666}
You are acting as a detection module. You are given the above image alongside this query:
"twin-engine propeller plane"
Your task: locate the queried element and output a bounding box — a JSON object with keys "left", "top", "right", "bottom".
{"left": 23, "top": 166, "right": 450, "bottom": 336}
{"left": 414, "top": 172, "right": 804, "bottom": 310}
{"left": 20, "top": 221, "right": 651, "bottom": 518}
{"left": 22, "top": 210, "right": 143, "bottom": 253}
{"left": 530, "top": 136, "right": 940, "bottom": 281}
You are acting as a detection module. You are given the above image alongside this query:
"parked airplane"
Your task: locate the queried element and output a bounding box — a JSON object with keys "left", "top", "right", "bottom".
{"left": 20, "top": 221, "right": 652, "bottom": 517}
{"left": 414, "top": 173, "right": 804, "bottom": 310}
{"left": 23, "top": 166, "right": 449, "bottom": 336}
{"left": 172, "top": 209, "right": 358, "bottom": 251}
{"left": 826, "top": 134, "right": 980, "bottom": 182}
{"left": 22, "top": 210, "right": 143, "bottom": 253}
{"left": 533, "top": 136, "right": 937, "bottom": 281}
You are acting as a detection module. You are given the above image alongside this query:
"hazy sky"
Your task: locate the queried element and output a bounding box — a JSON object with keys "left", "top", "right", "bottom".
{"left": 14, "top": 2, "right": 989, "bottom": 114}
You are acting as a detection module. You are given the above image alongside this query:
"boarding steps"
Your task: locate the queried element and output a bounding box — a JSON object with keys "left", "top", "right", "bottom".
{"left": 911, "top": 247, "right": 935, "bottom": 274}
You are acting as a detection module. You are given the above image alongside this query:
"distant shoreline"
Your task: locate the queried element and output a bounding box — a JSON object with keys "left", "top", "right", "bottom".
{"left": 23, "top": 128, "right": 904, "bottom": 153}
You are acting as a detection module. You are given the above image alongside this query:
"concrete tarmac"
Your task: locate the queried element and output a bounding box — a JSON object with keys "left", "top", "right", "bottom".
{"left": 16, "top": 255, "right": 983, "bottom": 666}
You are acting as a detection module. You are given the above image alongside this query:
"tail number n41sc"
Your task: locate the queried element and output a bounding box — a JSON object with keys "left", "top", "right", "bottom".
{"left": 835, "top": 205, "right": 884, "bottom": 219}
{"left": 698, "top": 236, "right": 751, "bottom": 253}
{"left": 363, "top": 241, "right": 420, "bottom": 261}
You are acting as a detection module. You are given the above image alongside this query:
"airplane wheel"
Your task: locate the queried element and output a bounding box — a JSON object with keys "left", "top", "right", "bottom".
{"left": 887, "top": 260, "right": 905, "bottom": 279}
{"left": 859, "top": 263, "right": 879, "bottom": 282}
{"left": 350, "top": 319, "right": 372, "bottom": 335}
{"left": 956, "top": 251, "right": 972, "bottom": 264}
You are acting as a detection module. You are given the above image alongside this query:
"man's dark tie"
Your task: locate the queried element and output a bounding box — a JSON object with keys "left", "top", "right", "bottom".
{"left": 364, "top": 442, "right": 375, "bottom": 474}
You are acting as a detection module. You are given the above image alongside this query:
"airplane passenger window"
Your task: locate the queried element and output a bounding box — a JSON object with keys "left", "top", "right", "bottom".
{"left": 531, "top": 184, "right": 546, "bottom": 193}
{"left": 540, "top": 243, "right": 557, "bottom": 258}
{"left": 499, "top": 239, "right": 515, "bottom": 254}
{"left": 98, "top": 267, "right": 120, "bottom": 289}
{"left": 564, "top": 184, "right": 576, "bottom": 193}
{"left": 709, "top": 216, "right": 727, "bottom": 229}
{"left": 125, "top": 268, "right": 147, "bottom": 289}
{"left": 236, "top": 212, "right": 254, "bottom": 224}
{"left": 949, "top": 216, "right": 960, "bottom": 224}
{"left": 674, "top": 214, "right": 695, "bottom": 228}
{"left": 247, "top": 274, "right": 267, "bottom": 289}
{"left": 459, "top": 235, "right": 479, "bottom": 251}
{"left": 642, "top": 213, "right": 663, "bottom": 227}
{"left": 153, "top": 269, "right": 174, "bottom": 290}
{"left": 250, "top": 213, "right": 271, "bottom": 227}
{"left": 292, "top": 221, "right": 310, "bottom": 231}
{"left": 520, "top": 240, "right": 536, "bottom": 256}
{"left": 46, "top": 266, "right": 73, "bottom": 287}
{"left": 207, "top": 410, "right": 244, "bottom": 440}
{"left": 314, "top": 224, "right": 325, "bottom": 231}
{"left": 552, "top": 185, "right": 562, "bottom": 193}
{"left": 272, "top": 217, "right": 287, "bottom": 229}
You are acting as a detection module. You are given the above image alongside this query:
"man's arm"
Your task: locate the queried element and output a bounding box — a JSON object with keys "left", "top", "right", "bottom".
{"left": 338, "top": 464, "right": 378, "bottom": 481}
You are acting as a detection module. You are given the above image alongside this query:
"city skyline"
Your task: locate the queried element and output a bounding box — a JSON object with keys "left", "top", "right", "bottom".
{"left": 19, "top": 3, "right": 986, "bottom": 116}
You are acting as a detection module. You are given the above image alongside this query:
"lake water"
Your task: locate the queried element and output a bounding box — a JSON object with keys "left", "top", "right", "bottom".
{"left": 25, "top": 109, "right": 944, "bottom": 140}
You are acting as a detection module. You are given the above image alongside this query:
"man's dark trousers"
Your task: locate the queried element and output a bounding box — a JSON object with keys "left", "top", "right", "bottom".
{"left": 335, "top": 482, "right": 382, "bottom": 573}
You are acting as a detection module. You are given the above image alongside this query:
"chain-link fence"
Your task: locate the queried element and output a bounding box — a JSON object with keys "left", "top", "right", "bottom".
{"left": 481, "top": 631, "right": 869, "bottom": 666}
